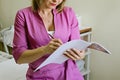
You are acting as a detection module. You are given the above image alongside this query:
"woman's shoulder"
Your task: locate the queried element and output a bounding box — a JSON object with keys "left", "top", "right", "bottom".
{"left": 63, "top": 6, "right": 75, "bottom": 13}
{"left": 16, "top": 6, "right": 33, "bottom": 14}
{"left": 59, "top": 6, "right": 76, "bottom": 18}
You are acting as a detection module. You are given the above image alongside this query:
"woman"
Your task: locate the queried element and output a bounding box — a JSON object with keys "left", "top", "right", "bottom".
{"left": 13, "top": 0, "right": 85, "bottom": 80}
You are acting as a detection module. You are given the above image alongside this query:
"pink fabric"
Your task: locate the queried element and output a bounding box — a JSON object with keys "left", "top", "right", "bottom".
{"left": 13, "top": 6, "right": 84, "bottom": 80}
{"left": 26, "top": 60, "right": 84, "bottom": 80}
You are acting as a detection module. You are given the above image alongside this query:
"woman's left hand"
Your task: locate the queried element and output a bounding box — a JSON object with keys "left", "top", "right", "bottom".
{"left": 63, "top": 48, "right": 85, "bottom": 61}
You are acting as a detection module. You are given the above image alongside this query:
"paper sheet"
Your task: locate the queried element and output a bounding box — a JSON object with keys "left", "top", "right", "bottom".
{"left": 34, "top": 39, "right": 111, "bottom": 71}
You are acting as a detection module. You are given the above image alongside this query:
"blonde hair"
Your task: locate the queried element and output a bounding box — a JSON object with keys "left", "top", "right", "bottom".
{"left": 32, "top": 0, "right": 66, "bottom": 12}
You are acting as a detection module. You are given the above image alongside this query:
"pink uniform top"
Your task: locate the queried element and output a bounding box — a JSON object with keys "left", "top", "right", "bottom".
{"left": 13, "top": 6, "right": 82, "bottom": 79}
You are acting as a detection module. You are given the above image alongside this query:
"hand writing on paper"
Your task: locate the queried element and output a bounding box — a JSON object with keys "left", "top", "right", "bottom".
{"left": 45, "top": 39, "right": 63, "bottom": 54}
{"left": 64, "top": 48, "right": 85, "bottom": 61}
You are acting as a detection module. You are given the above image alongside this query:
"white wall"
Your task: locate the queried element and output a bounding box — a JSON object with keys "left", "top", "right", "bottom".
{"left": 0, "top": 0, "right": 120, "bottom": 80}
{"left": 0, "top": 0, "right": 30, "bottom": 28}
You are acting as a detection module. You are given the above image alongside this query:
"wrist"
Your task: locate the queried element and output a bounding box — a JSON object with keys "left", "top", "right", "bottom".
{"left": 36, "top": 45, "right": 48, "bottom": 55}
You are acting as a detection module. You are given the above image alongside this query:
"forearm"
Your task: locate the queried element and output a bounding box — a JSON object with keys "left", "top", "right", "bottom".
{"left": 17, "top": 46, "right": 48, "bottom": 64}
{"left": 16, "top": 38, "right": 63, "bottom": 64}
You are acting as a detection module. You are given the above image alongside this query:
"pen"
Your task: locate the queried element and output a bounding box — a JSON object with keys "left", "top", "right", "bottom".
{"left": 48, "top": 33, "right": 54, "bottom": 39}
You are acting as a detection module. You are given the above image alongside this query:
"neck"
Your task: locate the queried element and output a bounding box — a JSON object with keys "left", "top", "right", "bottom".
{"left": 39, "top": 9, "right": 52, "bottom": 16}
{"left": 39, "top": 5, "right": 52, "bottom": 16}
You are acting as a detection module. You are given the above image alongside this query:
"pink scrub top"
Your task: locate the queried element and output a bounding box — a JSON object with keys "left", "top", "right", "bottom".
{"left": 13, "top": 6, "right": 84, "bottom": 80}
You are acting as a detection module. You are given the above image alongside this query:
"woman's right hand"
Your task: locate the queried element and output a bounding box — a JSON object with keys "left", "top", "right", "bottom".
{"left": 44, "top": 39, "right": 63, "bottom": 54}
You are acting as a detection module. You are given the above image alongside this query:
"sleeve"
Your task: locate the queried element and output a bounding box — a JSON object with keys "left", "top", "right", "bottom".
{"left": 69, "top": 8, "right": 81, "bottom": 40}
{"left": 12, "top": 10, "right": 28, "bottom": 62}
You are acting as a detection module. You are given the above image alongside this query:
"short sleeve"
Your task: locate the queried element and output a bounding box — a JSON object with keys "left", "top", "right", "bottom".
{"left": 12, "top": 10, "right": 28, "bottom": 62}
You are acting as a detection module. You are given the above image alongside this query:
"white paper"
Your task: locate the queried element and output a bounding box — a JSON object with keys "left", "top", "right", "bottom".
{"left": 34, "top": 39, "right": 111, "bottom": 72}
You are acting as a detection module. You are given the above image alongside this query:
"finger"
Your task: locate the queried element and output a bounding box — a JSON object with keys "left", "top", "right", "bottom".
{"left": 64, "top": 51, "right": 77, "bottom": 61}
{"left": 50, "top": 39, "right": 63, "bottom": 47}
{"left": 49, "top": 44, "right": 59, "bottom": 50}
{"left": 66, "top": 49, "right": 80, "bottom": 60}
{"left": 71, "top": 48, "right": 81, "bottom": 57}
{"left": 50, "top": 42, "right": 63, "bottom": 48}
{"left": 79, "top": 50, "right": 85, "bottom": 59}
{"left": 57, "top": 39, "right": 63, "bottom": 45}
{"left": 53, "top": 42, "right": 61, "bottom": 47}
{"left": 80, "top": 50, "right": 85, "bottom": 54}
{"left": 52, "top": 39, "right": 63, "bottom": 45}
{"left": 72, "top": 49, "right": 85, "bottom": 59}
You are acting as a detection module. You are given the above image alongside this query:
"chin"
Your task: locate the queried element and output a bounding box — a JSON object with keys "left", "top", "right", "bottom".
{"left": 49, "top": 5, "right": 57, "bottom": 9}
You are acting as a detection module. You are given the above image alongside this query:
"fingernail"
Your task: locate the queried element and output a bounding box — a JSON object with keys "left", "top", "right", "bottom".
{"left": 63, "top": 51, "right": 67, "bottom": 54}
{"left": 66, "top": 49, "right": 70, "bottom": 52}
